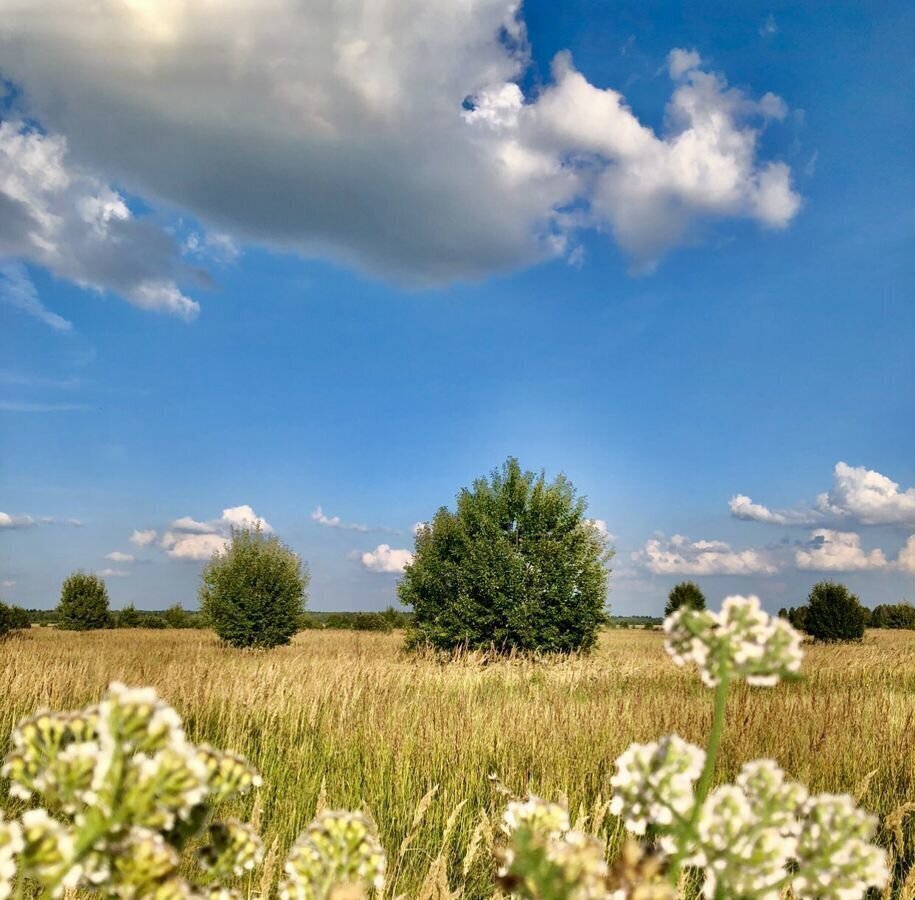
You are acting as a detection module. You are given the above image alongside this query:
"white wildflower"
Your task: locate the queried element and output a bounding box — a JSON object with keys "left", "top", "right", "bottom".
{"left": 793, "top": 793, "right": 889, "bottom": 900}
{"left": 610, "top": 735, "right": 705, "bottom": 837}
{"left": 0, "top": 815, "right": 24, "bottom": 900}
{"left": 664, "top": 596, "right": 803, "bottom": 688}
{"left": 502, "top": 796, "right": 571, "bottom": 839}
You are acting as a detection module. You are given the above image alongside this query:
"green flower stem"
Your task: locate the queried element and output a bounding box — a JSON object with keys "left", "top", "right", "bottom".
{"left": 668, "top": 667, "right": 730, "bottom": 887}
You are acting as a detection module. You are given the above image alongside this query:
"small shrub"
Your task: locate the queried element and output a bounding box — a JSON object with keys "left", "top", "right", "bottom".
{"left": 3, "top": 604, "right": 30, "bottom": 631}
{"left": 664, "top": 581, "right": 706, "bottom": 617}
{"left": 802, "top": 581, "right": 867, "bottom": 642}
{"left": 137, "top": 613, "right": 167, "bottom": 629}
{"left": 199, "top": 526, "right": 308, "bottom": 649}
{"left": 56, "top": 571, "right": 113, "bottom": 631}
{"left": 117, "top": 604, "right": 141, "bottom": 628}
{"left": 400, "top": 457, "right": 611, "bottom": 653}
{"left": 163, "top": 603, "right": 191, "bottom": 629}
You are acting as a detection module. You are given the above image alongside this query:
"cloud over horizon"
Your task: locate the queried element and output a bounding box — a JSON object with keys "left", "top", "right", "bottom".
{"left": 632, "top": 533, "right": 779, "bottom": 576}
{"left": 731, "top": 462, "right": 915, "bottom": 528}
{"left": 133, "top": 505, "right": 273, "bottom": 561}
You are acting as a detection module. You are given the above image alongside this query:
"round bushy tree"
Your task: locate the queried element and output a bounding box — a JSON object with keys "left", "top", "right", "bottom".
{"left": 199, "top": 526, "right": 308, "bottom": 648}
{"left": 57, "top": 572, "right": 113, "bottom": 630}
{"left": 117, "top": 604, "right": 141, "bottom": 628}
{"left": 664, "top": 581, "right": 706, "bottom": 617}
{"left": 803, "top": 581, "right": 867, "bottom": 642}
{"left": 399, "top": 457, "right": 611, "bottom": 653}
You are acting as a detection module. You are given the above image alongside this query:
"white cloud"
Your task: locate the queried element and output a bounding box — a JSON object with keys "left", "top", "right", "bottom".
{"left": 733, "top": 462, "right": 915, "bottom": 528}
{"left": 632, "top": 533, "right": 778, "bottom": 575}
{"left": 98, "top": 567, "right": 129, "bottom": 578}
{"left": 668, "top": 48, "right": 703, "bottom": 79}
{"left": 795, "top": 529, "right": 888, "bottom": 572}
{"left": 587, "top": 518, "right": 614, "bottom": 541}
{"left": 360, "top": 544, "right": 414, "bottom": 574}
{"left": 147, "top": 505, "right": 273, "bottom": 561}
{"left": 105, "top": 551, "right": 134, "bottom": 563}
{"left": 0, "top": 262, "right": 72, "bottom": 331}
{"left": 816, "top": 462, "right": 915, "bottom": 527}
{"left": 160, "top": 531, "right": 228, "bottom": 562}
{"left": 0, "top": 512, "right": 81, "bottom": 528}
{"left": 129, "top": 529, "right": 158, "bottom": 547}
{"left": 0, "top": 512, "right": 35, "bottom": 529}
{"left": 311, "top": 506, "right": 369, "bottom": 532}
{"left": 0, "top": 3, "right": 800, "bottom": 290}
{"left": 728, "top": 494, "right": 819, "bottom": 526}
{"left": 897, "top": 536, "right": 915, "bottom": 575}
{"left": 1, "top": 579, "right": 15, "bottom": 588}
{"left": 0, "top": 120, "right": 198, "bottom": 320}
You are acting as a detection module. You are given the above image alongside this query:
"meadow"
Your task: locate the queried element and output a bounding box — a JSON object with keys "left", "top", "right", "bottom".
{"left": 3, "top": 626, "right": 915, "bottom": 897}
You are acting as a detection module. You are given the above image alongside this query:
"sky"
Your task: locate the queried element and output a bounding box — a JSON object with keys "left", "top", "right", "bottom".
{"left": 1, "top": 0, "right": 913, "bottom": 615}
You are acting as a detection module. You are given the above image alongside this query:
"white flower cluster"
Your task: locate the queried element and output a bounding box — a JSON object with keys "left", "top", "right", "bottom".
{"left": 691, "top": 760, "right": 808, "bottom": 899}
{"left": 793, "top": 794, "right": 890, "bottom": 900}
{"left": 0, "top": 814, "right": 23, "bottom": 900}
{"left": 663, "top": 595, "right": 803, "bottom": 687}
{"left": 280, "top": 811, "right": 386, "bottom": 900}
{"left": 1, "top": 683, "right": 263, "bottom": 899}
{"left": 610, "top": 743, "right": 889, "bottom": 900}
{"left": 502, "top": 796, "right": 571, "bottom": 840}
{"left": 609, "top": 736, "right": 705, "bottom": 836}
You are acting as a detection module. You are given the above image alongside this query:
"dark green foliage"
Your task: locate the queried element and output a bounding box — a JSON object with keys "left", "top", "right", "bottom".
{"left": 199, "top": 527, "right": 308, "bottom": 649}
{"left": 802, "top": 581, "right": 867, "bottom": 642}
{"left": 138, "top": 614, "right": 168, "bottom": 629}
{"left": 664, "top": 581, "right": 706, "bottom": 618}
{"left": 785, "top": 606, "right": 808, "bottom": 631}
{"left": 871, "top": 603, "right": 915, "bottom": 630}
{"left": 57, "top": 572, "right": 113, "bottom": 631}
{"left": 0, "top": 603, "right": 11, "bottom": 637}
{"left": 399, "top": 457, "right": 611, "bottom": 653}
{"left": 323, "top": 612, "right": 393, "bottom": 632}
{"left": 163, "top": 603, "right": 191, "bottom": 629}
{"left": 117, "top": 604, "right": 142, "bottom": 628}
{"left": 6, "top": 604, "right": 30, "bottom": 630}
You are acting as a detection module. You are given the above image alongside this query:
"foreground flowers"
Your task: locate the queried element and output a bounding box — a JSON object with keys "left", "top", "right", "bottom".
{"left": 0, "top": 684, "right": 385, "bottom": 900}
{"left": 497, "top": 597, "right": 887, "bottom": 900}
{"left": 0, "top": 597, "right": 893, "bottom": 899}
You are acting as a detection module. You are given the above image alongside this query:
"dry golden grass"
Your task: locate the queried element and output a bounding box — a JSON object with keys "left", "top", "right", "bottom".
{"left": 3, "top": 626, "right": 915, "bottom": 897}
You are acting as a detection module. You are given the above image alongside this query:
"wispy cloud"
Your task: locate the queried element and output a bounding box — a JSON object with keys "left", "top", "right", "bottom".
{"left": 0, "top": 401, "right": 90, "bottom": 412}
{"left": 312, "top": 506, "right": 387, "bottom": 533}
{"left": 0, "top": 512, "right": 82, "bottom": 529}
{"left": 0, "top": 262, "right": 72, "bottom": 332}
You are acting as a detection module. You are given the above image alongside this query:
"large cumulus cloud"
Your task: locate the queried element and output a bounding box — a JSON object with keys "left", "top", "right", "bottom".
{"left": 0, "top": 0, "right": 801, "bottom": 313}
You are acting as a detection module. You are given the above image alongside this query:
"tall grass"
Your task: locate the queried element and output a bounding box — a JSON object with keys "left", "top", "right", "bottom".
{"left": 3, "top": 627, "right": 915, "bottom": 897}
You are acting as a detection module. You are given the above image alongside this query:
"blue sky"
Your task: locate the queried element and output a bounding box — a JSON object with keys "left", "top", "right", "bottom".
{"left": 1, "top": 0, "right": 913, "bottom": 614}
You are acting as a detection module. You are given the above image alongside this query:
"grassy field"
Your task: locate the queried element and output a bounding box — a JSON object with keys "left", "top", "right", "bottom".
{"left": 3, "top": 626, "right": 915, "bottom": 897}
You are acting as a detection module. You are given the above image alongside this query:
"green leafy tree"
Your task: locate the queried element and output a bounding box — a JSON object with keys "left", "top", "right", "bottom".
{"left": 117, "top": 604, "right": 141, "bottom": 628}
{"left": 163, "top": 603, "right": 190, "bottom": 629}
{"left": 664, "top": 581, "right": 707, "bottom": 618}
{"left": 871, "top": 603, "right": 915, "bottom": 629}
{"left": 803, "top": 581, "right": 867, "bottom": 642}
{"left": 200, "top": 527, "right": 308, "bottom": 648}
{"left": 399, "top": 457, "right": 611, "bottom": 653}
{"left": 0, "top": 602, "right": 11, "bottom": 637}
{"left": 57, "top": 571, "right": 113, "bottom": 631}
